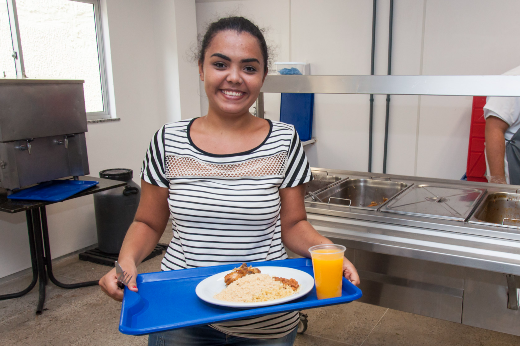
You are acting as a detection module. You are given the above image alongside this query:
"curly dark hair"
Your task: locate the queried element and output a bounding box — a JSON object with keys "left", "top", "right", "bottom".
{"left": 198, "top": 16, "right": 268, "bottom": 73}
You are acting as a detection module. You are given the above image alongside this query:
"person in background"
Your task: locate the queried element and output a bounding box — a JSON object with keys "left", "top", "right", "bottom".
{"left": 99, "top": 16, "right": 359, "bottom": 346}
{"left": 484, "top": 65, "right": 520, "bottom": 184}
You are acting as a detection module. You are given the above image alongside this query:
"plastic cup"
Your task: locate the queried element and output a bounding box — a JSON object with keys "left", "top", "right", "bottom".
{"left": 309, "top": 244, "right": 346, "bottom": 299}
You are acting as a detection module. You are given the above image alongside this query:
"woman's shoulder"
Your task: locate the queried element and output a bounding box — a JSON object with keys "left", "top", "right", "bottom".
{"left": 152, "top": 118, "right": 195, "bottom": 140}
{"left": 261, "top": 120, "right": 298, "bottom": 153}
{"left": 269, "top": 120, "right": 296, "bottom": 134}
{"left": 162, "top": 118, "right": 194, "bottom": 132}
{"left": 150, "top": 119, "right": 194, "bottom": 145}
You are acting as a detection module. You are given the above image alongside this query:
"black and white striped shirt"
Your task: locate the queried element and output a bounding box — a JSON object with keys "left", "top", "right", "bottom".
{"left": 141, "top": 118, "right": 312, "bottom": 339}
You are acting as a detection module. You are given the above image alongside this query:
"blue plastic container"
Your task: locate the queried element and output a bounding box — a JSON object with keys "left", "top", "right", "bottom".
{"left": 280, "top": 93, "right": 314, "bottom": 141}
{"left": 119, "top": 258, "right": 362, "bottom": 335}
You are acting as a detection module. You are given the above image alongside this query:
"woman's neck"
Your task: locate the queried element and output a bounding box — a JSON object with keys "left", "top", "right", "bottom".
{"left": 202, "top": 109, "right": 255, "bottom": 133}
{"left": 190, "top": 109, "right": 269, "bottom": 155}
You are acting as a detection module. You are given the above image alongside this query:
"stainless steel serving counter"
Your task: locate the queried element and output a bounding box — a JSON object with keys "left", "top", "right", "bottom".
{"left": 301, "top": 168, "right": 520, "bottom": 336}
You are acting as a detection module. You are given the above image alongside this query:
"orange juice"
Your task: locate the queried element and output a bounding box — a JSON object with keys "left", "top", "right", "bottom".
{"left": 309, "top": 245, "right": 345, "bottom": 299}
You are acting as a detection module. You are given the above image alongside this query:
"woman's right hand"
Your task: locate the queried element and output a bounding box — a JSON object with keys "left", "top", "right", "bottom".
{"left": 99, "top": 261, "right": 138, "bottom": 302}
{"left": 99, "top": 182, "right": 170, "bottom": 301}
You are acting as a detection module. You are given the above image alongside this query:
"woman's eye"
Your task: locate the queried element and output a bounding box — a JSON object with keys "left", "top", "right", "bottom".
{"left": 213, "top": 62, "right": 226, "bottom": 69}
{"left": 244, "top": 66, "right": 257, "bottom": 73}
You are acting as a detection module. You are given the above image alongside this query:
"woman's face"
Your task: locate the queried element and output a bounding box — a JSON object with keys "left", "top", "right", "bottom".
{"left": 199, "top": 30, "right": 267, "bottom": 118}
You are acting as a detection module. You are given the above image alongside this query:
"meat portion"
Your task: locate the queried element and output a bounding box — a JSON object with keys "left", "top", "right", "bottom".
{"left": 247, "top": 266, "right": 261, "bottom": 275}
{"left": 223, "top": 263, "right": 299, "bottom": 291}
{"left": 273, "top": 277, "right": 299, "bottom": 291}
{"left": 224, "top": 263, "right": 261, "bottom": 285}
{"left": 224, "top": 271, "right": 243, "bottom": 286}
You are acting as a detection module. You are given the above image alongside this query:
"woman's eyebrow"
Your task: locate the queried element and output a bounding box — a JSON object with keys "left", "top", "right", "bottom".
{"left": 210, "top": 53, "right": 259, "bottom": 64}
{"left": 241, "top": 58, "right": 260, "bottom": 64}
{"left": 211, "top": 53, "right": 231, "bottom": 61}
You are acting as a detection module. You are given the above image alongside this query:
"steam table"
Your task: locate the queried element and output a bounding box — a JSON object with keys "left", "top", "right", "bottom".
{"left": 0, "top": 176, "right": 126, "bottom": 314}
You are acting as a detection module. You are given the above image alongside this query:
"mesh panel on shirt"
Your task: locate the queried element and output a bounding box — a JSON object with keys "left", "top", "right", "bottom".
{"left": 165, "top": 152, "right": 287, "bottom": 178}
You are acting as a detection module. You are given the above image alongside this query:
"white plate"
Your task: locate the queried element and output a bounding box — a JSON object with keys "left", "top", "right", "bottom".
{"left": 195, "top": 266, "right": 314, "bottom": 308}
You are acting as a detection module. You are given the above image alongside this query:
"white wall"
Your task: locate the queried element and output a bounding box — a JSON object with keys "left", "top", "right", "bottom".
{"left": 153, "top": 0, "right": 201, "bottom": 122}
{"left": 196, "top": 0, "right": 520, "bottom": 179}
{"left": 290, "top": 0, "right": 373, "bottom": 172}
{"left": 4, "top": 0, "right": 520, "bottom": 279}
{"left": 0, "top": 0, "right": 200, "bottom": 279}
{"left": 415, "top": 0, "right": 520, "bottom": 178}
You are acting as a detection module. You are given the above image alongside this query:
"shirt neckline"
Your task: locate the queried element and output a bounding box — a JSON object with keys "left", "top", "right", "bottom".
{"left": 187, "top": 117, "right": 273, "bottom": 157}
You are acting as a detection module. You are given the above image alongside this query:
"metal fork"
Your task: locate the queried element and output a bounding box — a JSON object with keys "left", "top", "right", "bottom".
{"left": 115, "top": 261, "right": 132, "bottom": 289}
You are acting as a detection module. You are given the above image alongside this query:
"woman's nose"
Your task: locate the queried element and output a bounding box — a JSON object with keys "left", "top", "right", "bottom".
{"left": 226, "top": 66, "right": 242, "bottom": 84}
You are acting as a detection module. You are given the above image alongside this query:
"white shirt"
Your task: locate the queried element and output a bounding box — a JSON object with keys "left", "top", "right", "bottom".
{"left": 483, "top": 65, "right": 520, "bottom": 183}
{"left": 141, "top": 118, "right": 312, "bottom": 339}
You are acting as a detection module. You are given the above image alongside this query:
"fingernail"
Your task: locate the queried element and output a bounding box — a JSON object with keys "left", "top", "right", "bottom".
{"left": 133, "top": 286, "right": 137, "bottom": 289}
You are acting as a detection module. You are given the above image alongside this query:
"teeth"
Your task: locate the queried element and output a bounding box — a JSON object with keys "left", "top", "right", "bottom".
{"left": 222, "top": 90, "right": 243, "bottom": 97}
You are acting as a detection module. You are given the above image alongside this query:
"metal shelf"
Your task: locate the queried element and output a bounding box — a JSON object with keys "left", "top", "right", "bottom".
{"left": 302, "top": 138, "right": 316, "bottom": 146}
{"left": 257, "top": 75, "right": 520, "bottom": 119}
{"left": 260, "top": 75, "right": 520, "bottom": 96}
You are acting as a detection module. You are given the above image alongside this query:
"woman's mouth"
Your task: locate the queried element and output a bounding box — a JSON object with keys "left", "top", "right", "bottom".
{"left": 221, "top": 89, "right": 245, "bottom": 98}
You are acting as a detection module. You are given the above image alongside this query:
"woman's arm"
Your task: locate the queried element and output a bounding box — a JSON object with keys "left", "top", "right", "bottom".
{"left": 99, "top": 180, "right": 170, "bottom": 301}
{"left": 485, "top": 116, "right": 510, "bottom": 184}
{"left": 279, "top": 184, "right": 360, "bottom": 285}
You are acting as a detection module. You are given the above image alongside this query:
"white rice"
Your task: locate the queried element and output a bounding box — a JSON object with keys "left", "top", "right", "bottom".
{"left": 214, "top": 274, "right": 298, "bottom": 303}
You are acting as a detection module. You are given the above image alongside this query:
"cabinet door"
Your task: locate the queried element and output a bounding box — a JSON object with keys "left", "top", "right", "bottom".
{"left": 14, "top": 136, "right": 70, "bottom": 188}
{"left": 463, "top": 268, "right": 520, "bottom": 336}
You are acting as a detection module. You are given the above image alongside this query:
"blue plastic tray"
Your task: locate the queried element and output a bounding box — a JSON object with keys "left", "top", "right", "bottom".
{"left": 119, "top": 258, "right": 362, "bottom": 335}
{"left": 8, "top": 180, "right": 99, "bottom": 202}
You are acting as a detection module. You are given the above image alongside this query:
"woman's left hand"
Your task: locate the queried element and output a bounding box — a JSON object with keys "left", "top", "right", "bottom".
{"left": 278, "top": 184, "right": 361, "bottom": 286}
{"left": 343, "top": 257, "right": 360, "bottom": 286}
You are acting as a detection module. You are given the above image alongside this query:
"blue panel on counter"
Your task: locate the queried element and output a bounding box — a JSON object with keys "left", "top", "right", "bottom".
{"left": 280, "top": 93, "right": 314, "bottom": 141}
{"left": 119, "top": 258, "right": 362, "bottom": 335}
{"left": 8, "top": 180, "right": 99, "bottom": 202}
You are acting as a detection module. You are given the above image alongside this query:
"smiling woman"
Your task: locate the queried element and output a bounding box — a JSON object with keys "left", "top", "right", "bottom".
{"left": 200, "top": 33, "right": 264, "bottom": 118}
{"left": 98, "top": 16, "right": 359, "bottom": 346}
{"left": 192, "top": 29, "right": 269, "bottom": 155}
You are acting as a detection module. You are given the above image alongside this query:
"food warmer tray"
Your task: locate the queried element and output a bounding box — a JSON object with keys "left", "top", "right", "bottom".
{"left": 380, "top": 184, "right": 486, "bottom": 222}
{"left": 119, "top": 258, "right": 362, "bottom": 335}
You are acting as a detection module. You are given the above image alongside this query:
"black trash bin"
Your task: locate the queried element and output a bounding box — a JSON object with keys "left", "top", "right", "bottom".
{"left": 94, "top": 168, "right": 141, "bottom": 254}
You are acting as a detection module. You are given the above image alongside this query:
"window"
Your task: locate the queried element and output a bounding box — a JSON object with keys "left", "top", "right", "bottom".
{"left": 1, "top": 0, "right": 110, "bottom": 118}
{"left": 0, "top": 3, "right": 16, "bottom": 78}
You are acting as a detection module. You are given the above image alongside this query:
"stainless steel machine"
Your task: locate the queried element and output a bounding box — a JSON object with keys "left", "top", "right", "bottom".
{"left": 0, "top": 79, "right": 89, "bottom": 190}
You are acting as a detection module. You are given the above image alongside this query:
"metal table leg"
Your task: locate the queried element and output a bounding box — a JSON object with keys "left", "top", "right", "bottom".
{"left": 40, "top": 206, "right": 99, "bottom": 289}
{"left": 30, "top": 208, "right": 47, "bottom": 314}
{"left": 507, "top": 274, "right": 519, "bottom": 310}
{"left": 0, "top": 211, "right": 38, "bottom": 301}
{"left": 1, "top": 206, "right": 100, "bottom": 314}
